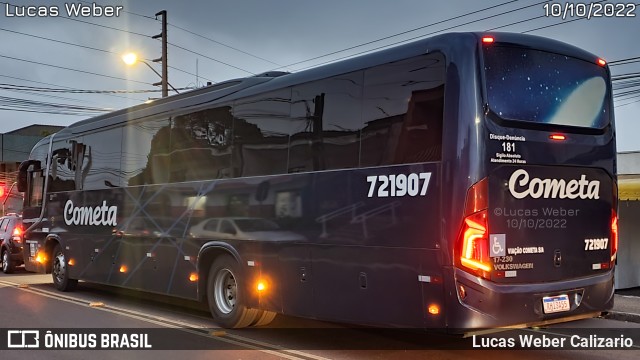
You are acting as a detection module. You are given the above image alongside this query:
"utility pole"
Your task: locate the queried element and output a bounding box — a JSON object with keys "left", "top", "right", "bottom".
{"left": 152, "top": 10, "right": 168, "bottom": 97}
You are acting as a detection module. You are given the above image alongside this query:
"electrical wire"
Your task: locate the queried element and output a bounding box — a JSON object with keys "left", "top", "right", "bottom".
{"left": 0, "top": 54, "right": 153, "bottom": 86}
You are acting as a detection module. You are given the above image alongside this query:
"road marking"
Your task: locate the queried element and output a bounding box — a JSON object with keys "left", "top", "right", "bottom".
{"left": 0, "top": 279, "right": 331, "bottom": 360}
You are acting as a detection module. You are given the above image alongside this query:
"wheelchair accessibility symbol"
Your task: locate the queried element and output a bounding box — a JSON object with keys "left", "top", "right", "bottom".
{"left": 490, "top": 234, "right": 506, "bottom": 257}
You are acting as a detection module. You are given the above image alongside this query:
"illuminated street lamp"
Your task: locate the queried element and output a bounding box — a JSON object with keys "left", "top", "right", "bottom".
{"left": 121, "top": 52, "right": 178, "bottom": 97}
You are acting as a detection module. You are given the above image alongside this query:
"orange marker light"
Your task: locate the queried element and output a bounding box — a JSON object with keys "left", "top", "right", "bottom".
{"left": 257, "top": 281, "right": 267, "bottom": 292}
{"left": 189, "top": 273, "right": 198, "bottom": 282}
{"left": 119, "top": 265, "right": 128, "bottom": 273}
{"left": 549, "top": 134, "right": 566, "bottom": 141}
{"left": 482, "top": 36, "right": 494, "bottom": 44}
{"left": 68, "top": 259, "right": 75, "bottom": 266}
{"left": 597, "top": 58, "right": 606, "bottom": 66}
{"left": 35, "top": 253, "right": 45, "bottom": 263}
{"left": 428, "top": 304, "right": 440, "bottom": 315}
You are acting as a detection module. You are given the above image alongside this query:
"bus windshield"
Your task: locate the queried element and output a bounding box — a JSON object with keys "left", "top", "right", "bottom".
{"left": 484, "top": 46, "right": 610, "bottom": 129}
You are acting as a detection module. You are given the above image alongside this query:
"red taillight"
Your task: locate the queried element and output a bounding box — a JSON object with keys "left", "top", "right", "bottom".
{"left": 549, "top": 134, "right": 566, "bottom": 141}
{"left": 597, "top": 58, "right": 606, "bottom": 67}
{"left": 12, "top": 226, "right": 22, "bottom": 243}
{"left": 459, "top": 179, "right": 492, "bottom": 278}
{"left": 482, "top": 36, "right": 494, "bottom": 44}
{"left": 611, "top": 211, "right": 618, "bottom": 262}
{"left": 460, "top": 210, "right": 491, "bottom": 273}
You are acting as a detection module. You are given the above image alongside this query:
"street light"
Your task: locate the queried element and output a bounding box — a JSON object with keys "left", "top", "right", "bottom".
{"left": 121, "top": 52, "right": 179, "bottom": 96}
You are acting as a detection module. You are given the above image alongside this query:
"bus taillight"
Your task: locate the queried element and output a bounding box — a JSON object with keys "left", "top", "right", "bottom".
{"left": 460, "top": 210, "right": 491, "bottom": 274}
{"left": 611, "top": 210, "right": 618, "bottom": 262}
{"left": 459, "top": 178, "right": 492, "bottom": 278}
{"left": 482, "top": 36, "right": 494, "bottom": 44}
{"left": 597, "top": 58, "right": 606, "bottom": 66}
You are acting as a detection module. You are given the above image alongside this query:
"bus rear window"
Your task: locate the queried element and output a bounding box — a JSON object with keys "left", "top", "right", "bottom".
{"left": 483, "top": 46, "right": 610, "bottom": 129}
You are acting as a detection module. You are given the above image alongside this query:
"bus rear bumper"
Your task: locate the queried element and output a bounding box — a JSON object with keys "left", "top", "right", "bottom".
{"left": 447, "top": 268, "right": 615, "bottom": 331}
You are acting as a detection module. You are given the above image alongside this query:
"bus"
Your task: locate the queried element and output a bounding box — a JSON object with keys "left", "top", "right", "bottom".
{"left": 14, "top": 32, "right": 617, "bottom": 331}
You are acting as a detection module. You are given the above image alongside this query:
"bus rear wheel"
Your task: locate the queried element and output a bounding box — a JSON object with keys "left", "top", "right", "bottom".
{"left": 207, "top": 255, "right": 258, "bottom": 328}
{"left": 52, "top": 244, "right": 77, "bottom": 292}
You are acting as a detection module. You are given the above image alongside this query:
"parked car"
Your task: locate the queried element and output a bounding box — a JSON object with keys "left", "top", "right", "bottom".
{"left": 189, "top": 217, "right": 306, "bottom": 242}
{"left": 0, "top": 213, "right": 24, "bottom": 274}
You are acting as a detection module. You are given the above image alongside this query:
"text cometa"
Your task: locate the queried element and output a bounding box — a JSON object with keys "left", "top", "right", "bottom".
{"left": 508, "top": 169, "right": 600, "bottom": 200}
{"left": 64, "top": 200, "right": 118, "bottom": 226}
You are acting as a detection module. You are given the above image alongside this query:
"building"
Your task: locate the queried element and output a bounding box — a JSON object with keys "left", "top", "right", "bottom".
{"left": 616, "top": 151, "right": 640, "bottom": 289}
{"left": 1, "top": 124, "right": 64, "bottom": 214}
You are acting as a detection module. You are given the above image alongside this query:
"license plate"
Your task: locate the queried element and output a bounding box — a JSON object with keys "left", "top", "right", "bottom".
{"left": 542, "top": 294, "right": 570, "bottom": 314}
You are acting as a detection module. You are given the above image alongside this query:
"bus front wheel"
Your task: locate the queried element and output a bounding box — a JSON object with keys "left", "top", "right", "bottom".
{"left": 52, "top": 244, "right": 77, "bottom": 292}
{"left": 207, "top": 255, "right": 258, "bottom": 328}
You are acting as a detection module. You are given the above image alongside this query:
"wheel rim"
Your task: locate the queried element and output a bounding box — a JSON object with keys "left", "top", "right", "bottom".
{"left": 2, "top": 251, "right": 7, "bottom": 272}
{"left": 53, "top": 251, "right": 66, "bottom": 284}
{"left": 214, "top": 268, "right": 237, "bottom": 314}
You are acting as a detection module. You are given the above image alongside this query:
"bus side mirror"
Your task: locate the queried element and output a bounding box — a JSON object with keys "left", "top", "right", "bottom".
{"left": 17, "top": 160, "right": 41, "bottom": 192}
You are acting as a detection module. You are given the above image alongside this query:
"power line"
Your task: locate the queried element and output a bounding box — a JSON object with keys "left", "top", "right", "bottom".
{"left": 609, "top": 57, "right": 640, "bottom": 66}
{"left": 0, "top": 27, "right": 214, "bottom": 83}
{"left": 0, "top": 2, "right": 243, "bottom": 81}
{"left": 613, "top": 72, "right": 640, "bottom": 81}
{"left": 78, "top": 0, "right": 286, "bottom": 69}
{"left": 0, "top": 53, "right": 153, "bottom": 86}
{"left": 0, "top": 74, "right": 143, "bottom": 102}
{"left": 279, "top": 0, "right": 523, "bottom": 71}
{"left": 0, "top": 95, "right": 112, "bottom": 116}
{"left": 167, "top": 42, "right": 256, "bottom": 75}
{"left": 485, "top": 0, "right": 606, "bottom": 31}
{"left": 52, "top": 4, "right": 253, "bottom": 76}
{"left": 290, "top": 0, "right": 549, "bottom": 72}
{"left": 0, "top": 107, "right": 101, "bottom": 116}
{"left": 0, "top": 95, "right": 112, "bottom": 111}
{"left": 0, "top": 83, "right": 194, "bottom": 94}
{"left": 167, "top": 23, "right": 286, "bottom": 70}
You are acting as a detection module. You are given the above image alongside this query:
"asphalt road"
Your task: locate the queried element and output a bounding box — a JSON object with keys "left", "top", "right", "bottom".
{"left": 0, "top": 269, "right": 639, "bottom": 360}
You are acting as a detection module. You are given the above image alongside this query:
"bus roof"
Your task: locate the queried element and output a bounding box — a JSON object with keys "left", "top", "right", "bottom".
{"left": 55, "top": 32, "right": 605, "bottom": 138}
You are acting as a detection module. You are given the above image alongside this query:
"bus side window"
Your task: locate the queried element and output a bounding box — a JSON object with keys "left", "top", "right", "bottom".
{"left": 360, "top": 53, "right": 445, "bottom": 166}
{"left": 394, "top": 86, "right": 444, "bottom": 163}
{"left": 169, "top": 105, "right": 234, "bottom": 182}
{"left": 233, "top": 89, "right": 292, "bottom": 177}
{"left": 81, "top": 128, "right": 123, "bottom": 190}
{"left": 289, "top": 71, "right": 363, "bottom": 172}
{"left": 49, "top": 143, "right": 76, "bottom": 192}
{"left": 123, "top": 118, "right": 171, "bottom": 186}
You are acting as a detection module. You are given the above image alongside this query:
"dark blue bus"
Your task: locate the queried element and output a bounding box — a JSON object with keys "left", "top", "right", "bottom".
{"left": 14, "top": 32, "right": 617, "bottom": 330}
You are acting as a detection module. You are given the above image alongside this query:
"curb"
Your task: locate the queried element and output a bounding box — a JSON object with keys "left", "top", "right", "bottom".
{"left": 603, "top": 311, "right": 640, "bottom": 324}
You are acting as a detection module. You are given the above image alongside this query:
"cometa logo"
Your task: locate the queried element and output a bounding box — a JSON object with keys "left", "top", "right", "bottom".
{"left": 508, "top": 169, "right": 600, "bottom": 200}
{"left": 64, "top": 200, "right": 118, "bottom": 226}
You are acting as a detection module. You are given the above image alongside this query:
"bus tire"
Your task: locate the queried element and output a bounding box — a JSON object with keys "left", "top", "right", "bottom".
{"left": 2, "top": 249, "right": 15, "bottom": 274}
{"left": 251, "top": 310, "right": 277, "bottom": 327}
{"left": 207, "top": 255, "right": 258, "bottom": 328}
{"left": 52, "top": 244, "right": 77, "bottom": 292}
